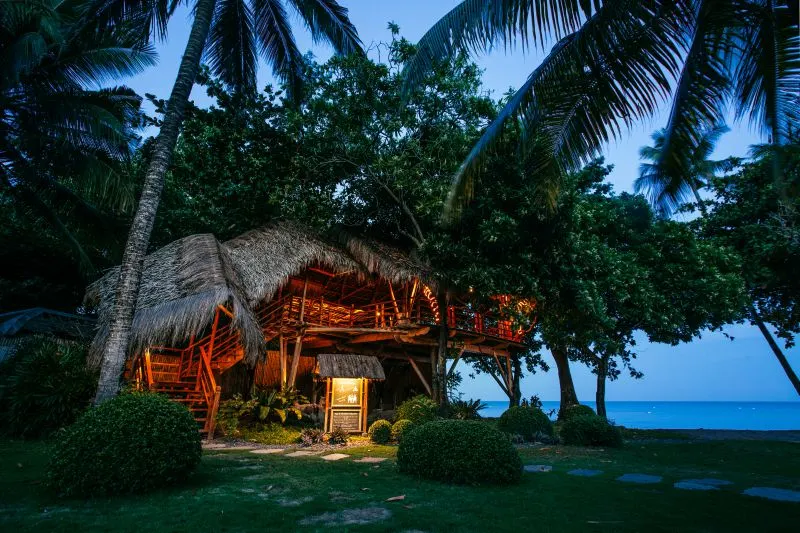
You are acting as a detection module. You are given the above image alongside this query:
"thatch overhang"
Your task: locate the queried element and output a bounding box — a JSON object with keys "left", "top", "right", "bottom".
{"left": 317, "top": 353, "right": 386, "bottom": 380}
{"left": 85, "top": 234, "right": 262, "bottom": 367}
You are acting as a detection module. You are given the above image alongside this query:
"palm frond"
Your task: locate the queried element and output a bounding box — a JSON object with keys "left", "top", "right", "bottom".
{"left": 733, "top": 0, "right": 799, "bottom": 144}
{"left": 444, "top": 0, "right": 689, "bottom": 218}
{"left": 287, "top": 0, "right": 363, "bottom": 55}
{"left": 403, "top": 0, "right": 594, "bottom": 95}
{"left": 252, "top": 0, "right": 304, "bottom": 99}
{"left": 207, "top": 0, "right": 257, "bottom": 91}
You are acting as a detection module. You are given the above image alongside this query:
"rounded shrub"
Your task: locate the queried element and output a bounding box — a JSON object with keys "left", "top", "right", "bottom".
{"left": 395, "top": 394, "right": 438, "bottom": 425}
{"left": 559, "top": 404, "right": 597, "bottom": 422}
{"left": 496, "top": 406, "right": 553, "bottom": 442}
{"left": 368, "top": 419, "right": 392, "bottom": 444}
{"left": 47, "top": 392, "right": 202, "bottom": 497}
{"left": 391, "top": 419, "right": 414, "bottom": 443}
{"left": 560, "top": 415, "right": 623, "bottom": 448}
{"left": 397, "top": 420, "right": 522, "bottom": 485}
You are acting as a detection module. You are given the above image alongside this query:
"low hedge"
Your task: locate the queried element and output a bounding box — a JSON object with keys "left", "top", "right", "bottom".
{"left": 47, "top": 392, "right": 201, "bottom": 497}
{"left": 391, "top": 419, "right": 414, "bottom": 443}
{"left": 368, "top": 419, "right": 392, "bottom": 444}
{"left": 395, "top": 395, "right": 438, "bottom": 425}
{"left": 397, "top": 420, "right": 522, "bottom": 485}
{"left": 559, "top": 404, "right": 597, "bottom": 422}
{"left": 496, "top": 406, "right": 553, "bottom": 441}
{"left": 560, "top": 414, "right": 623, "bottom": 448}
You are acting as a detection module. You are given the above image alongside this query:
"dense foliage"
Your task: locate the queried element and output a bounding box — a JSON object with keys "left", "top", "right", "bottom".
{"left": 0, "top": 338, "right": 97, "bottom": 438}
{"left": 560, "top": 414, "right": 624, "bottom": 448}
{"left": 496, "top": 406, "right": 553, "bottom": 442}
{"left": 216, "top": 388, "right": 305, "bottom": 436}
{"left": 448, "top": 398, "right": 487, "bottom": 420}
{"left": 398, "top": 420, "right": 522, "bottom": 485}
{"left": 395, "top": 395, "right": 439, "bottom": 425}
{"left": 368, "top": 419, "right": 392, "bottom": 444}
{"left": 47, "top": 393, "right": 201, "bottom": 496}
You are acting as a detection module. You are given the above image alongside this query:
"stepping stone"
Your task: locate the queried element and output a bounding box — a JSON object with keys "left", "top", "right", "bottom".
{"left": 202, "top": 442, "right": 228, "bottom": 449}
{"left": 250, "top": 448, "right": 285, "bottom": 455}
{"left": 321, "top": 453, "right": 350, "bottom": 461}
{"left": 675, "top": 481, "right": 719, "bottom": 491}
{"left": 354, "top": 457, "right": 387, "bottom": 463}
{"left": 743, "top": 487, "right": 800, "bottom": 503}
{"left": 617, "top": 473, "right": 662, "bottom": 484}
{"left": 285, "top": 451, "right": 315, "bottom": 458}
{"left": 524, "top": 465, "right": 553, "bottom": 473}
{"left": 568, "top": 469, "right": 603, "bottom": 477}
{"left": 680, "top": 478, "right": 733, "bottom": 487}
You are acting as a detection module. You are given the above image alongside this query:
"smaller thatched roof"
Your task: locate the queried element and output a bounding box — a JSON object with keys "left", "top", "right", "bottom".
{"left": 0, "top": 308, "right": 95, "bottom": 340}
{"left": 317, "top": 353, "right": 386, "bottom": 380}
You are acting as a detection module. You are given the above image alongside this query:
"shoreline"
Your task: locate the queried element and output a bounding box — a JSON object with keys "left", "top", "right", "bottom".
{"left": 672, "top": 429, "right": 800, "bottom": 442}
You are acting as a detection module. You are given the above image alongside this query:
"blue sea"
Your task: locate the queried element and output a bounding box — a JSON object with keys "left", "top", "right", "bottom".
{"left": 480, "top": 401, "right": 800, "bottom": 430}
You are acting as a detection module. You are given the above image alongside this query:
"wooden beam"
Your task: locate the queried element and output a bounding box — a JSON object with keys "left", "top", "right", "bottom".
{"left": 217, "top": 304, "right": 234, "bottom": 319}
{"left": 407, "top": 356, "right": 432, "bottom": 396}
{"left": 387, "top": 282, "right": 401, "bottom": 318}
{"left": 447, "top": 348, "right": 464, "bottom": 378}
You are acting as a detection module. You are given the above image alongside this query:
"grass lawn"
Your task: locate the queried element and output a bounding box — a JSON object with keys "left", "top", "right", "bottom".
{"left": 1, "top": 434, "right": 799, "bottom": 532}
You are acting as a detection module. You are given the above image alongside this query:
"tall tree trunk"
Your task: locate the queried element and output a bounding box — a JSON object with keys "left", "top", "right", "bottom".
{"left": 749, "top": 303, "right": 800, "bottom": 396}
{"left": 510, "top": 354, "right": 522, "bottom": 407}
{"left": 595, "top": 356, "right": 608, "bottom": 419}
{"left": 93, "top": 0, "right": 217, "bottom": 404}
{"left": 551, "top": 346, "right": 579, "bottom": 417}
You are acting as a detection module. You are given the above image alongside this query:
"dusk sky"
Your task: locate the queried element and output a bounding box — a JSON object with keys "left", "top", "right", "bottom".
{"left": 125, "top": 1, "right": 799, "bottom": 402}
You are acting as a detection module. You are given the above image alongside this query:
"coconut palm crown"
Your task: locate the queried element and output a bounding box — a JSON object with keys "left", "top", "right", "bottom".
{"left": 403, "top": 0, "right": 799, "bottom": 217}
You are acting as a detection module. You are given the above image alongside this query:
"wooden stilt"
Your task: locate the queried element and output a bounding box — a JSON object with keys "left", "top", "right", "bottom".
{"left": 324, "top": 378, "right": 331, "bottom": 433}
{"left": 408, "top": 355, "right": 432, "bottom": 396}
{"left": 279, "top": 334, "right": 287, "bottom": 390}
{"left": 288, "top": 336, "right": 303, "bottom": 389}
{"left": 362, "top": 379, "right": 369, "bottom": 434}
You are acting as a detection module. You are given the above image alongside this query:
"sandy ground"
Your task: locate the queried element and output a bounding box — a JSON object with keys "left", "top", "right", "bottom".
{"left": 678, "top": 429, "right": 800, "bottom": 442}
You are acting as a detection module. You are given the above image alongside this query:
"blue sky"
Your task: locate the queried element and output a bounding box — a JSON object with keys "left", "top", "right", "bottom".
{"left": 125, "top": 1, "right": 799, "bottom": 402}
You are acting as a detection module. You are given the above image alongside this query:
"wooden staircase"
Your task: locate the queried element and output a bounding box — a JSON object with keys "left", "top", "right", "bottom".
{"left": 132, "top": 309, "right": 245, "bottom": 438}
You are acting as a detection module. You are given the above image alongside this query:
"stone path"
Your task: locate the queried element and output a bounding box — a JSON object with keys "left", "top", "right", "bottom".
{"left": 285, "top": 451, "right": 315, "bottom": 458}
{"left": 524, "top": 465, "right": 552, "bottom": 473}
{"left": 321, "top": 453, "right": 350, "bottom": 461}
{"left": 743, "top": 487, "right": 800, "bottom": 503}
{"left": 250, "top": 448, "right": 285, "bottom": 455}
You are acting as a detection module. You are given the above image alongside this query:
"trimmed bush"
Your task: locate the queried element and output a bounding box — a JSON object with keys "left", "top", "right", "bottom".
{"left": 397, "top": 420, "right": 522, "bottom": 485}
{"left": 560, "top": 415, "right": 623, "bottom": 448}
{"left": 395, "top": 394, "right": 438, "bottom": 425}
{"left": 559, "top": 404, "right": 597, "bottom": 422}
{"left": 47, "top": 392, "right": 201, "bottom": 497}
{"left": 391, "top": 419, "right": 414, "bottom": 443}
{"left": 0, "top": 338, "right": 97, "bottom": 438}
{"left": 496, "top": 406, "right": 553, "bottom": 441}
{"left": 368, "top": 419, "right": 392, "bottom": 444}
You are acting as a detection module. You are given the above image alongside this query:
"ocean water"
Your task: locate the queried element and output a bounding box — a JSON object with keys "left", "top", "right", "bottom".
{"left": 479, "top": 401, "right": 800, "bottom": 430}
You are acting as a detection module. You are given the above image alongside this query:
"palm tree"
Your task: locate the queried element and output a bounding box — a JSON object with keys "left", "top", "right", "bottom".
{"left": 403, "top": 0, "right": 799, "bottom": 217}
{"left": 1, "top": 0, "right": 155, "bottom": 268}
{"left": 93, "top": 0, "right": 363, "bottom": 403}
{"left": 636, "top": 124, "right": 730, "bottom": 216}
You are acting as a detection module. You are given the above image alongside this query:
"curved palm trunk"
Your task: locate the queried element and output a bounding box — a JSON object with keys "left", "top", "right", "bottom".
{"left": 551, "top": 346, "right": 579, "bottom": 417}
{"left": 94, "top": 0, "right": 218, "bottom": 404}
{"left": 749, "top": 303, "right": 800, "bottom": 396}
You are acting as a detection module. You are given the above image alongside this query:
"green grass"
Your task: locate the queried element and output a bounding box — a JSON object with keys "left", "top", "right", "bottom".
{"left": 1, "top": 436, "right": 799, "bottom": 532}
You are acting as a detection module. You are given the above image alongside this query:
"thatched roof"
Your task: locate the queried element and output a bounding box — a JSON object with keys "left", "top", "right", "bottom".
{"left": 86, "top": 221, "right": 430, "bottom": 367}
{"left": 0, "top": 308, "right": 95, "bottom": 340}
{"left": 317, "top": 353, "right": 386, "bottom": 379}
{"left": 85, "top": 234, "right": 262, "bottom": 367}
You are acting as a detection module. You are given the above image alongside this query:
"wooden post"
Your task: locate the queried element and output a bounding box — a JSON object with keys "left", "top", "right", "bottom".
{"left": 324, "top": 378, "right": 331, "bottom": 433}
{"left": 207, "top": 386, "right": 222, "bottom": 439}
{"left": 288, "top": 336, "right": 303, "bottom": 390}
{"left": 279, "top": 334, "right": 287, "bottom": 390}
{"left": 388, "top": 282, "right": 401, "bottom": 320}
{"left": 362, "top": 379, "right": 369, "bottom": 434}
{"left": 144, "top": 349, "right": 154, "bottom": 387}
